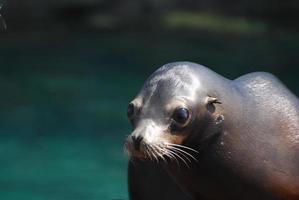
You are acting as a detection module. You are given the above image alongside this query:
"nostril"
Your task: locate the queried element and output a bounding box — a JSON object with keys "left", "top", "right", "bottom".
{"left": 132, "top": 136, "right": 143, "bottom": 151}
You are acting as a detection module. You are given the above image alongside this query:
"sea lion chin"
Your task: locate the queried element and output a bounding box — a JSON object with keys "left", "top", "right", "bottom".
{"left": 125, "top": 62, "right": 299, "bottom": 200}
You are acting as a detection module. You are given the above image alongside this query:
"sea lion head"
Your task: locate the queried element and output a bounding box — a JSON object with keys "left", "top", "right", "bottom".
{"left": 124, "top": 62, "right": 224, "bottom": 162}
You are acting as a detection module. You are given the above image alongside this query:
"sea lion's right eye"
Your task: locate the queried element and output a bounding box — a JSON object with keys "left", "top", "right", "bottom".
{"left": 127, "top": 103, "right": 135, "bottom": 118}
{"left": 172, "top": 108, "right": 190, "bottom": 125}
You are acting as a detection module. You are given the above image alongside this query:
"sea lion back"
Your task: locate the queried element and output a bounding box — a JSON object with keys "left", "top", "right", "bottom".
{"left": 233, "top": 71, "right": 299, "bottom": 145}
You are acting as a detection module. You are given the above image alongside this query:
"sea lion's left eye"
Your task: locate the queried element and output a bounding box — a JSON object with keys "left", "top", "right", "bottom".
{"left": 172, "top": 108, "right": 190, "bottom": 125}
{"left": 127, "top": 103, "right": 135, "bottom": 118}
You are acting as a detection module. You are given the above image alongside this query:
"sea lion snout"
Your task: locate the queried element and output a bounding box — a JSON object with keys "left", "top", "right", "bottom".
{"left": 125, "top": 120, "right": 164, "bottom": 159}
{"left": 124, "top": 134, "right": 145, "bottom": 159}
{"left": 131, "top": 135, "right": 143, "bottom": 151}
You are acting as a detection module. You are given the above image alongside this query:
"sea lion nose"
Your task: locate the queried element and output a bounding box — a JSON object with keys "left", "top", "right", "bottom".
{"left": 131, "top": 135, "right": 143, "bottom": 151}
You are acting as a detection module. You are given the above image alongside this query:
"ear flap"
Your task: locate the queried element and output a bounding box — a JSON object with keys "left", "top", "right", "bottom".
{"left": 206, "top": 96, "right": 222, "bottom": 105}
{"left": 205, "top": 96, "right": 224, "bottom": 126}
{"left": 205, "top": 96, "right": 221, "bottom": 113}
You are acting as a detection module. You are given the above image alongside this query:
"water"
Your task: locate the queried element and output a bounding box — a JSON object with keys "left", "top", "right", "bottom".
{"left": 0, "top": 30, "right": 298, "bottom": 199}
{"left": 0, "top": 136, "right": 128, "bottom": 200}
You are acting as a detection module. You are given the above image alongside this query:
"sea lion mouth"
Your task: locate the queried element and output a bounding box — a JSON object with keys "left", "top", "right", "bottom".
{"left": 124, "top": 139, "right": 199, "bottom": 167}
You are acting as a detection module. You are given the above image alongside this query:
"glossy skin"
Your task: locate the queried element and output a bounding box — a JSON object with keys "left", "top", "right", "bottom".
{"left": 126, "top": 62, "right": 299, "bottom": 200}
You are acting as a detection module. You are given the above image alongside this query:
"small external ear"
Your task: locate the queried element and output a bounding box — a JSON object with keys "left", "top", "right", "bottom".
{"left": 205, "top": 96, "right": 221, "bottom": 113}
{"left": 206, "top": 96, "right": 222, "bottom": 105}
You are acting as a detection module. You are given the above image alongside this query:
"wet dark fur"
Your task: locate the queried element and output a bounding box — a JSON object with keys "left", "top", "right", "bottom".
{"left": 127, "top": 62, "right": 299, "bottom": 200}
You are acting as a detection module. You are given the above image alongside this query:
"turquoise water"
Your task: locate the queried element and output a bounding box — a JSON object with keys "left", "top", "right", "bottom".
{"left": 0, "top": 136, "right": 128, "bottom": 200}
{"left": 0, "top": 30, "right": 298, "bottom": 199}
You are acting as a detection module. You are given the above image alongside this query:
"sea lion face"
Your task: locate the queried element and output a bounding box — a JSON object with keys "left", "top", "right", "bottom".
{"left": 125, "top": 64, "right": 221, "bottom": 161}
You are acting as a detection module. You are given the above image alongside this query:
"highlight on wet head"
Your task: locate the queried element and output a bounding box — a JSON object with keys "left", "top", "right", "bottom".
{"left": 124, "top": 64, "right": 202, "bottom": 167}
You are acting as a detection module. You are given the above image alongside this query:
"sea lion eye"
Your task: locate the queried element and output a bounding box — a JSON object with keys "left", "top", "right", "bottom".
{"left": 172, "top": 108, "right": 189, "bottom": 125}
{"left": 127, "top": 103, "right": 135, "bottom": 118}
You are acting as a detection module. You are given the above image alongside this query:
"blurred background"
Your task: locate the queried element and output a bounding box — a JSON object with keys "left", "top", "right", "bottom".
{"left": 0, "top": 0, "right": 298, "bottom": 199}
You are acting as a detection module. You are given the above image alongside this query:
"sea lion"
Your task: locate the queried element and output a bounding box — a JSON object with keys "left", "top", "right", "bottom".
{"left": 125, "top": 62, "right": 299, "bottom": 200}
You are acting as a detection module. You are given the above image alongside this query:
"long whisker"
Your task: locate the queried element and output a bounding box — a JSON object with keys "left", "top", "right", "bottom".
{"left": 165, "top": 142, "right": 199, "bottom": 153}
{"left": 167, "top": 148, "right": 190, "bottom": 168}
{"left": 157, "top": 146, "right": 175, "bottom": 164}
{"left": 167, "top": 146, "right": 198, "bottom": 162}
{"left": 154, "top": 145, "right": 167, "bottom": 164}
{"left": 157, "top": 144, "right": 192, "bottom": 167}
{"left": 148, "top": 145, "right": 159, "bottom": 162}
{"left": 167, "top": 147, "right": 192, "bottom": 163}
{"left": 161, "top": 147, "right": 180, "bottom": 166}
{"left": 168, "top": 150, "right": 181, "bottom": 167}
{"left": 149, "top": 144, "right": 157, "bottom": 162}
{"left": 145, "top": 145, "right": 154, "bottom": 161}
{"left": 144, "top": 144, "right": 153, "bottom": 161}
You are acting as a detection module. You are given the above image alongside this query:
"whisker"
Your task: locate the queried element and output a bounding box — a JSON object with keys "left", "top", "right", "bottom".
{"left": 159, "top": 145, "right": 190, "bottom": 167}
{"left": 165, "top": 142, "right": 199, "bottom": 153}
{"left": 144, "top": 145, "right": 152, "bottom": 161}
{"left": 161, "top": 147, "right": 180, "bottom": 166}
{"left": 154, "top": 145, "right": 168, "bottom": 164}
{"left": 167, "top": 148, "right": 190, "bottom": 168}
{"left": 148, "top": 145, "right": 159, "bottom": 162}
{"left": 167, "top": 146, "right": 198, "bottom": 162}
{"left": 167, "top": 147, "right": 192, "bottom": 163}
{"left": 148, "top": 145, "right": 156, "bottom": 162}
